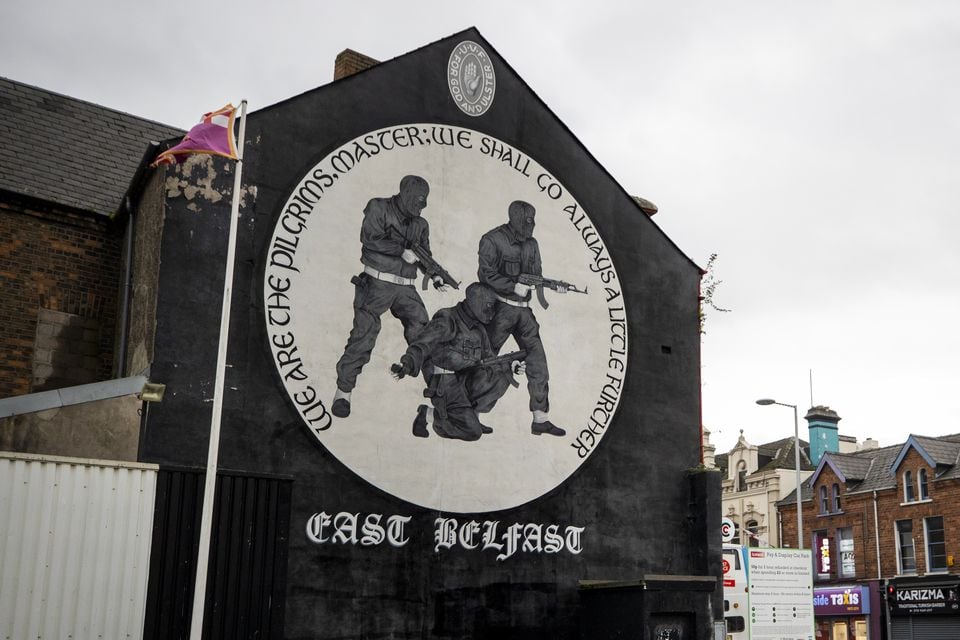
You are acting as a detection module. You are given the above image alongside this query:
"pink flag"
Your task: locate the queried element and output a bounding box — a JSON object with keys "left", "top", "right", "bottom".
{"left": 151, "top": 104, "right": 238, "bottom": 167}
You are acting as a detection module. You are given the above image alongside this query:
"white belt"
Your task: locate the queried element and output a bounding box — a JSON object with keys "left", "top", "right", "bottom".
{"left": 432, "top": 366, "right": 455, "bottom": 375}
{"left": 495, "top": 293, "right": 529, "bottom": 308}
{"left": 363, "top": 265, "right": 416, "bottom": 286}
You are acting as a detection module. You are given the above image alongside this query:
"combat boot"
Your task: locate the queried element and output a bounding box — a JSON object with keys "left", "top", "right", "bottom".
{"left": 531, "top": 420, "right": 565, "bottom": 437}
{"left": 412, "top": 404, "right": 429, "bottom": 438}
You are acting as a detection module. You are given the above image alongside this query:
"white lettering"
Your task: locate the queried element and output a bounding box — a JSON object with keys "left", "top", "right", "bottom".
{"left": 385, "top": 515, "right": 411, "bottom": 547}
{"left": 306, "top": 511, "right": 585, "bottom": 559}
{"left": 435, "top": 517, "right": 458, "bottom": 552}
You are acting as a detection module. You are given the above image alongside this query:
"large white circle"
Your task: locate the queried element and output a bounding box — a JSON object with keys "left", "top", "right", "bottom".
{"left": 264, "top": 124, "right": 627, "bottom": 513}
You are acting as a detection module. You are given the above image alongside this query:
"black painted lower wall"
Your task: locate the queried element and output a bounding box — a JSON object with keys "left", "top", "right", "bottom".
{"left": 144, "top": 468, "right": 292, "bottom": 640}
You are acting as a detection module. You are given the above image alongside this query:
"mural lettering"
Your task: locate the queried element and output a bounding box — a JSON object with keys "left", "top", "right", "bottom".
{"left": 434, "top": 517, "right": 584, "bottom": 561}
{"left": 480, "top": 137, "right": 532, "bottom": 176}
{"left": 304, "top": 511, "right": 585, "bottom": 562}
{"left": 306, "top": 512, "right": 412, "bottom": 547}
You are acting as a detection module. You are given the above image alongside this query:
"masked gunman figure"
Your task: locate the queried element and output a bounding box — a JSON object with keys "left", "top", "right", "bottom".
{"left": 392, "top": 283, "right": 521, "bottom": 441}
{"left": 477, "top": 200, "right": 566, "bottom": 436}
{"left": 332, "top": 175, "right": 446, "bottom": 418}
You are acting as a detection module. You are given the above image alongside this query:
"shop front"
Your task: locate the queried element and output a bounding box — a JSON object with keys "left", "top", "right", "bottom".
{"left": 888, "top": 578, "right": 960, "bottom": 640}
{"left": 814, "top": 584, "right": 874, "bottom": 640}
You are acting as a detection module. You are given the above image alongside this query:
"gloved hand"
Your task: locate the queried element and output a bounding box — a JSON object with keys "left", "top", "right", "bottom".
{"left": 432, "top": 275, "right": 448, "bottom": 292}
{"left": 513, "top": 282, "right": 531, "bottom": 297}
{"left": 390, "top": 354, "right": 417, "bottom": 380}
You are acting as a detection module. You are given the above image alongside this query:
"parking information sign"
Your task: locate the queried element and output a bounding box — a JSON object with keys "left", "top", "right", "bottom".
{"left": 747, "top": 548, "right": 815, "bottom": 640}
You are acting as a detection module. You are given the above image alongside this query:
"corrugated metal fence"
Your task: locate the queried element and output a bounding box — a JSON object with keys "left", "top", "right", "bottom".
{"left": 143, "top": 468, "right": 292, "bottom": 640}
{"left": 0, "top": 452, "right": 158, "bottom": 640}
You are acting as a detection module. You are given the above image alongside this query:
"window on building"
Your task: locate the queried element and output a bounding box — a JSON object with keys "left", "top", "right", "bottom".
{"left": 832, "top": 483, "right": 841, "bottom": 512}
{"left": 746, "top": 520, "right": 759, "bottom": 547}
{"left": 737, "top": 462, "right": 747, "bottom": 492}
{"left": 838, "top": 526, "right": 855, "bottom": 578}
{"left": 819, "top": 485, "right": 829, "bottom": 513}
{"left": 814, "top": 531, "right": 831, "bottom": 580}
{"left": 896, "top": 519, "right": 916, "bottom": 574}
{"left": 903, "top": 471, "right": 915, "bottom": 502}
{"left": 918, "top": 469, "right": 929, "bottom": 500}
{"left": 925, "top": 516, "right": 947, "bottom": 572}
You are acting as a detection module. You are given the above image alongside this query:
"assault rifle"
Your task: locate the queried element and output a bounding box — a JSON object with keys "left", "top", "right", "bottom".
{"left": 517, "top": 273, "right": 588, "bottom": 309}
{"left": 386, "top": 225, "right": 460, "bottom": 291}
{"left": 463, "top": 349, "right": 528, "bottom": 388}
{"left": 390, "top": 349, "right": 527, "bottom": 387}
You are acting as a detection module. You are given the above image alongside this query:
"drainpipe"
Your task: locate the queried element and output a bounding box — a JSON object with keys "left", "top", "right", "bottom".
{"left": 117, "top": 195, "right": 135, "bottom": 375}
{"left": 875, "top": 491, "right": 892, "bottom": 640}
{"left": 872, "top": 491, "right": 882, "bottom": 578}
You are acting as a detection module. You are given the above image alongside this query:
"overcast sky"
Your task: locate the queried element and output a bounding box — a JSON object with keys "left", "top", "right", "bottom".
{"left": 3, "top": 1, "right": 958, "bottom": 454}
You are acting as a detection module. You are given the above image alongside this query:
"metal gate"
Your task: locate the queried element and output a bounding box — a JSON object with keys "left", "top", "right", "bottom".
{"left": 891, "top": 615, "right": 960, "bottom": 640}
{"left": 142, "top": 468, "right": 292, "bottom": 640}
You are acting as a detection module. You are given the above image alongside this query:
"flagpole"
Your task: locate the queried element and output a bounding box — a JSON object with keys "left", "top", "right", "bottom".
{"left": 189, "top": 99, "right": 247, "bottom": 640}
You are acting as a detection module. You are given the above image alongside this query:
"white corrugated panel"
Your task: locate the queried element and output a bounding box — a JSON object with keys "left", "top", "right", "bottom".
{"left": 0, "top": 452, "right": 159, "bottom": 640}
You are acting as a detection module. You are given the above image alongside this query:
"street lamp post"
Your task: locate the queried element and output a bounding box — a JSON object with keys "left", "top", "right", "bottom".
{"left": 756, "top": 398, "right": 803, "bottom": 549}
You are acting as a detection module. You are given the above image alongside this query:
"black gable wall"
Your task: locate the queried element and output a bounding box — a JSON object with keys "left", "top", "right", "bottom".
{"left": 140, "top": 28, "right": 715, "bottom": 639}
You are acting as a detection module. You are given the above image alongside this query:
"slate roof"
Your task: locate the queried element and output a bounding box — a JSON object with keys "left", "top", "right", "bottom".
{"left": 777, "top": 434, "right": 960, "bottom": 506}
{"left": 824, "top": 452, "right": 874, "bottom": 482}
{"left": 910, "top": 435, "right": 960, "bottom": 468}
{"left": 757, "top": 437, "right": 815, "bottom": 472}
{"left": 715, "top": 436, "right": 814, "bottom": 477}
{"left": 905, "top": 434, "right": 960, "bottom": 481}
{"left": 0, "top": 77, "right": 183, "bottom": 216}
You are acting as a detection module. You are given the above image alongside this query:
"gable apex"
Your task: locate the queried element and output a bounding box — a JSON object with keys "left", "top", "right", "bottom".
{"left": 890, "top": 435, "right": 937, "bottom": 473}
{"left": 810, "top": 453, "right": 847, "bottom": 486}
{"left": 245, "top": 27, "right": 701, "bottom": 274}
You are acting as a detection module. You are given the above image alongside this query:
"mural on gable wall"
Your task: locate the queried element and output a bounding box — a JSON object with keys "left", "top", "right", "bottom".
{"left": 263, "top": 42, "right": 628, "bottom": 516}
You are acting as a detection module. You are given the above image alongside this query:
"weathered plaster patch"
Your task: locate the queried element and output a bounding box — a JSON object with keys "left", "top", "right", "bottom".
{"left": 241, "top": 185, "right": 257, "bottom": 209}
{"left": 163, "top": 155, "right": 226, "bottom": 207}
{"left": 162, "top": 156, "right": 257, "bottom": 213}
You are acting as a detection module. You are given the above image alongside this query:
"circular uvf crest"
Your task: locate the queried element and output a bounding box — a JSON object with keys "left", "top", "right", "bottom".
{"left": 448, "top": 41, "right": 495, "bottom": 116}
{"left": 264, "top": 124, "right": 627, "bottom": 513}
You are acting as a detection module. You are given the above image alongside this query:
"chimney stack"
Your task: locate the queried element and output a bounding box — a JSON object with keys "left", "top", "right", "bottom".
{"left": 701, "top": 427, "right": 716, "bottom": 468}
{"left": 805, "top": 405, "right": 841, "bottom": 465}
{"left": 334, "top": 49, "right": 380, "bottom": 81}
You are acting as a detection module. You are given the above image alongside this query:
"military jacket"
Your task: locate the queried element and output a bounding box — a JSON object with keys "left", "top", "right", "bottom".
{"left": 477, "top": 224, "right": 542, "bottom": 302}
{"left": 360, "top": 195, "right": 430, "bottom": 279}
{"left": 406, "top": 304, "right": 494, "bottom": 374}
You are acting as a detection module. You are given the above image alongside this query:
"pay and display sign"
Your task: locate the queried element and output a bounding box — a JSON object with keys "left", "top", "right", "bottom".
{"left": 747, "top": 548, "right": 815, "bottom": 640}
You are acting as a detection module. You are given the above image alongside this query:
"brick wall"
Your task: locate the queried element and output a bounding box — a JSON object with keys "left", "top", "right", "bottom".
{"left": 779, "top": 449, "right": 960, "bottom": 583}
{"left": 0, "top": 196, "right": 123, "bottom": 397}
